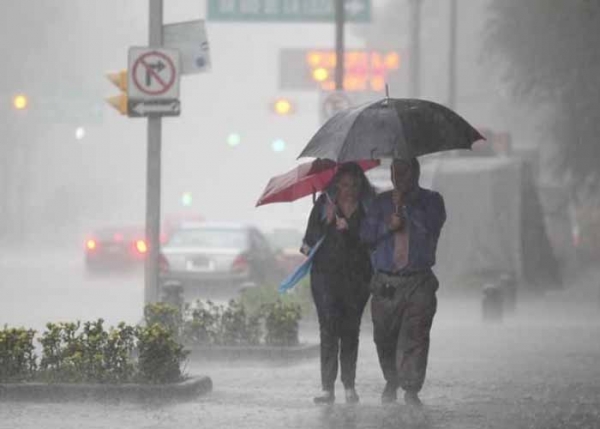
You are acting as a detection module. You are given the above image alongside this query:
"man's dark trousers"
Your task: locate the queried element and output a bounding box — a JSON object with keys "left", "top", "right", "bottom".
{"left": 370, "top": 270, "right": 438, "bottom": 393}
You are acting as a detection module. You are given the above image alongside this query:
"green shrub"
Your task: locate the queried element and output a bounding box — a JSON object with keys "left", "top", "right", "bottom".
{"left": 144, "top": 302, "right": 182, "bottom": 337}
{"left": 182, "top": 300, "right": 222, "bottom": 345}
{"left": 135, "top": 324, "right": 188, "bottom": 384}
{"left": 0, "top": 326, "right": 37, "bottom": 382}
{"left": 179, "top": 298, "right": 301, "bottom": 347}
{"left": 103, "top": 322, "right": 137, "bottom": 383}
{"left": 33, "top": 318, "right": 184, "bottom": 384}
{"left": 220, "top": 300, "right": 262, "bottom": 346}
{"left": 181, "top": 300, "right": 262, "bottom": 346}
{"left": 261, "top": 300, "right": 302, "bottom": 346}
{"left": 38, "top": 322, "right": 82, "bottom": 383}
{"left": 79, "top": 320, "right": 109, "bottom": 382}
{"left": 239, "top": 278, "right": 314, "bottom": 319}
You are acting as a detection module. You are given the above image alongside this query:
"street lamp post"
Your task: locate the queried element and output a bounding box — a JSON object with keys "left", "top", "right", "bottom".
{"left": 334, "top": 0, "right": 345, "bottom": 91}
{"left": 448, "top": 0, "right": 458, "bottom": 109}
{"left": 408, "top": 0, "right": 422, "bottom": 98}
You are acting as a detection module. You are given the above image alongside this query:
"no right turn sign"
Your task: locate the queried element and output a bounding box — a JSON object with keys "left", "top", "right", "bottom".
{"left": 128, "top": 47, "right": 180, "bottom": 101}
{"left": 321, "top": 91, "right": 352, "bottom": 123}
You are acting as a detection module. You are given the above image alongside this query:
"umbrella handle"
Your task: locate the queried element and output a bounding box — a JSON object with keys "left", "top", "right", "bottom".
{"left": 325, "top": 192, "right": 342, "bottom": 221}
{"left": 391, "top": 161, "right": 401, "bottom": 215}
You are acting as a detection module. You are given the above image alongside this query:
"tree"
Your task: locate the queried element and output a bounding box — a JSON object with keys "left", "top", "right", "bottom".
{"left": 486, "top": 0, "right": 600, "bottom": 187}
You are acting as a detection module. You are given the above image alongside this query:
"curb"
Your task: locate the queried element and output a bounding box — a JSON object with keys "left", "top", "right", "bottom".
{"left": 186, "top": 343, "right": 319, "bottom": 361}
{"left": 0, "top": 375, "right": 212, "bottom": 403}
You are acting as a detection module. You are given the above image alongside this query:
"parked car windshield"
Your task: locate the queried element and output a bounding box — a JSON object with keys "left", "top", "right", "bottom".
{"left": 166, "top": 228, "right": 247, "bottom": 249}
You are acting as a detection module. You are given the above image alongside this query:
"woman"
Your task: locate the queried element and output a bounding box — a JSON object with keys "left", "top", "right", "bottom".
{"left": 301, "top": 162, "right": 375, "bottom": 404}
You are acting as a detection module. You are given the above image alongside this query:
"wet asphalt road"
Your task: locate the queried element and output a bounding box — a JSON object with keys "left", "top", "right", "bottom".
{"left": 1, "top": 246, "right": 600, "bottom": 428}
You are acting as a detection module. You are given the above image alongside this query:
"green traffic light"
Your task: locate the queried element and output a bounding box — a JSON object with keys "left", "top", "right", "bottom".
{"left": 272, "top": 139, "right": 286, "bottom": 152}
{"left": 181, "top": 192, "right": 193, "bottom": 207}
{"left": 227, "top": 133, "right": 241, "bottom": 147}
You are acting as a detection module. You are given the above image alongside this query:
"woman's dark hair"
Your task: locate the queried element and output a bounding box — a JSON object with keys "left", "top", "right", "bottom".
{"left": 327, "top": 162, "right": 376, "bottom": 202}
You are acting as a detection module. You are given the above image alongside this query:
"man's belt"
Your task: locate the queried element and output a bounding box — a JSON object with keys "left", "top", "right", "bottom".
{"left": 377, "top": 268, "right": 431, "bottom": 278}
{"left": 372, "top": 269, "right": 431, "bottom": 299}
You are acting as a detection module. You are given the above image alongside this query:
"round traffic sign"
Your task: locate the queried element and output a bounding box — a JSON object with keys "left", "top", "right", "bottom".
{"left": 323, "top": 91, "right": 352, "bottom": 119}
{"left": 132, "top": 51, "right": 177, "bottom": 96}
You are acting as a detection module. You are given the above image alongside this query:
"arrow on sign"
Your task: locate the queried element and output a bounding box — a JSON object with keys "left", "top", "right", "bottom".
{"left": 145, "top": 60, "right": 167, "bottom": 86}
{"left": 345, "top": 0, "right": 366, "bottom": 16}
{"left": 132, "top": 100, "right": 180, "bottom": 115}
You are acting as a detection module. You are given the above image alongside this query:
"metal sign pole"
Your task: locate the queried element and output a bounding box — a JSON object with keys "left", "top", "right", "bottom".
{"left": 408, "top": 0, "right": 422, "bottom": 98}
{"left": 145, "top": 0, "right": 163, "bottom": 305}
{"left": 334, "top": 0, "right": 345, "bottom": 91}
{"left": 448, "top": 0, "right": 458, "bottom": 109}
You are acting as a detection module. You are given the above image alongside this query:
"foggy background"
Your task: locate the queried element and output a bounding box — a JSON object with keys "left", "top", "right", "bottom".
{"left": 0, "top": 0, "right": 542, "bottom": 245}
{"left": 2, "top": 2, "right": 600, "bottom": 427}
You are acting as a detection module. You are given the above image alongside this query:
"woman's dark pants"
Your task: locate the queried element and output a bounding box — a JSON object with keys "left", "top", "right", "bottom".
{"left": 311, "top": 270, "right": 370, "bottom": 391}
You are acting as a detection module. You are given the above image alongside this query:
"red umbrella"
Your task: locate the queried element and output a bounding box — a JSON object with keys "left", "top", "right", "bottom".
{"left": 256, "top": 159, "right": 380, "bottom": 207}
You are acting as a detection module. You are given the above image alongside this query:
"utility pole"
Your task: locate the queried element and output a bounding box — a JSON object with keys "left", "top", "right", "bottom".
{"left": 408, "top": 0, "right": 422, "bottom": 98}
{"left": 145, "top": 0, "right": 163, "bottom": 304}
{"left": 334, "top": 0, "right": 345, "bottom": 91}
{"left": 448, "top": 0, "right": 457, "bottom": 109}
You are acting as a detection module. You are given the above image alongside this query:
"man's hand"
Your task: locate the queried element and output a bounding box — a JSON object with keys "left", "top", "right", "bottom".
{"left": 391, "top": 189, "right": 405, "bottom": 209}
{"left": 388, "top": 213, "right": 404, "bottom": 231}
{"left": 390, "top": 189, "right": 406, "bottom": 231}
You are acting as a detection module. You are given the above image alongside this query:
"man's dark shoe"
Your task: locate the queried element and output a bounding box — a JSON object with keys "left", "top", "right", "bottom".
{"left": 313, "top": 390, "right": 335, "bottom": 404}
{"left": 381, "top": 382, "right": 398, "bottom": 404}
{"left": 344, "top": 388, "right": 360, "bottom": 404}
{"left": 404, "top": 391, "right": 423, "bottom": 407}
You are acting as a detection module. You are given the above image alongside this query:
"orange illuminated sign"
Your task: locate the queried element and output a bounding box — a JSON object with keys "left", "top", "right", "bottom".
{"left": 305, "top": 50, "right": 400, "bottom": 92}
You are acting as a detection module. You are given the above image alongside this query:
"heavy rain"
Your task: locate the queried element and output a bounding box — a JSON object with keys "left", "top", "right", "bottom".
{"left": 1, "top": 1, "right": 600, "bottom": 428}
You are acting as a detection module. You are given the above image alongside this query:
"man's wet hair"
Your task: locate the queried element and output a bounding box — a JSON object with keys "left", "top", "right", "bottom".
{"left": 392, "top": 158, "right": 420, "bottom": 179}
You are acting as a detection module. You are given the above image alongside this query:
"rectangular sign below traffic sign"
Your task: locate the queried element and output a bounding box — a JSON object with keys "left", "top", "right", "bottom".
{"left": 207, "top": 0, "right": 370, "bottom": 23}
{"left": 128, "top": 99, "right": 181, "bottom": 117}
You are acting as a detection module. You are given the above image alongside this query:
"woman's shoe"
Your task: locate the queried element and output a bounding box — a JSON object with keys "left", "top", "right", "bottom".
{"left": 381, "top": 382, "right": 398, "bottom": 404}
{"left": 404, "top": 391, "right": 423, "bottom": 407}
{"left": 345, "top": 388, "right": 360, "bottom": 404}
{"left": 313, "top": 390, "right": 335, "bottom": 404}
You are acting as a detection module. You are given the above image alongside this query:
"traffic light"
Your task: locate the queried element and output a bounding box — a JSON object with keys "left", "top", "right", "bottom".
{"left": 75, "top": 127, "right": 86, "bottom": 140}
{"left": 271, "top": 98, "right": 295, "bottom": 116}
{"left": 312, "top": 68, "right": 329, "bottom": 83}
{"left": 106, "top": 70, "right": 128, "bottom": 115}
{"left": 271, "top": 139, "right": 286, "bottom": 152}
{"left": 227, "top": 133, "right": 241, "bottom": 147}
{"left": 12, "top": 94, "right": 28, "bottom": 110}
{"left": 181, "top": 192, "right": 193, "bottom": 207}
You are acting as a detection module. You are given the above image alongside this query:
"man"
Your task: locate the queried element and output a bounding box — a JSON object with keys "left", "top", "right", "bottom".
{"left": 361, "top": 158, "right": 446, "bottom": 407}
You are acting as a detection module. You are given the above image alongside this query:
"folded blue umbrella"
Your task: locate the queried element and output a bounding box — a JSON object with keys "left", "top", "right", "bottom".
{"left": 278, "top": 236, "right": 325, "bottom": 294}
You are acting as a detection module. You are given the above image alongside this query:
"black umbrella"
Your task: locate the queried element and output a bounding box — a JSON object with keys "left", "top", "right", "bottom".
{"left": 298, "top": 98, "right": 485, "bottom": 162}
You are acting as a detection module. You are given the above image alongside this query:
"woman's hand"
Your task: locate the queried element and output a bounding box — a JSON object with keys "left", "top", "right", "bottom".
{"left": 336, "top": 217, "right": 349, "bottom": 231}
{"left": 325, "top": 201, "right": 336, "bottom": 224}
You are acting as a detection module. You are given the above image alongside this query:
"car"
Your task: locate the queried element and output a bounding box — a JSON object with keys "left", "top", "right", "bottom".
{"left": 159, "top": 222, "right": 284, "bottom": 302}
{"left": 84, "top": 226, "right": 147, "bottom": 273}
{"left": 162, "top": 212, "right": 205, "bottom": 243}
{"left": 266, "top": 228, "right": 307, "bottom": 276}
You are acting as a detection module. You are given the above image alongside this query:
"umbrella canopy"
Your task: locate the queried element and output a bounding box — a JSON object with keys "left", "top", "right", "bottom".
{"left": 256, "top": 159, "right": 380, "bottom": 207}
{"left": 298, "top": 98, "right": 485, "bottom": 163}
